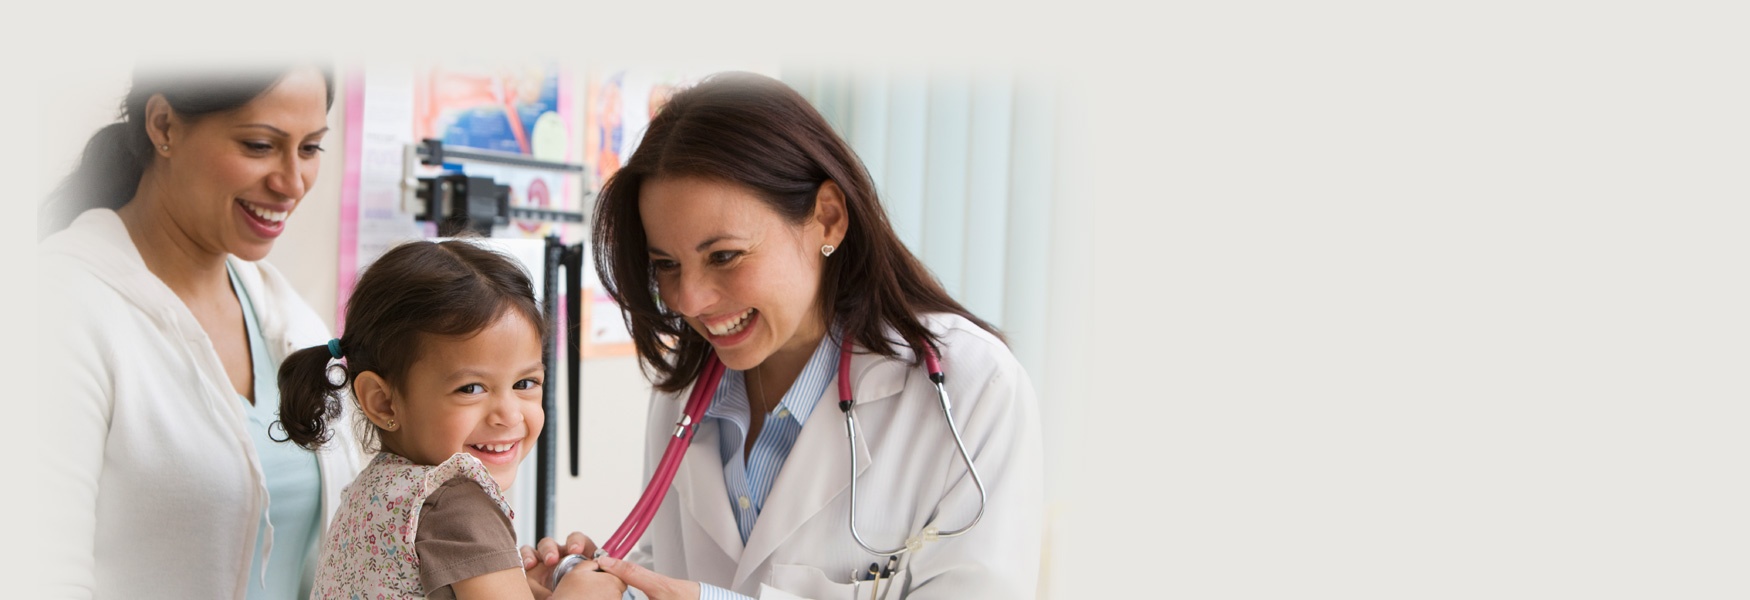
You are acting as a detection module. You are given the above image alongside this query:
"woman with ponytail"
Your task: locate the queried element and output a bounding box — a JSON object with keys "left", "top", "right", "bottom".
{"left": 33, "top": 64, "right": 361, "bottom": 599}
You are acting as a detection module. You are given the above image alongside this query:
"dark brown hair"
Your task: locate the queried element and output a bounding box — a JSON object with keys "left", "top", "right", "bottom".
{"left": 592, "top": 71, "right": 1000, "bottom": 393}
{"left": 38, "top": 65, "right": 336, "bottom": 240}
{"left": 276, "top": 239, "right": 547, "bottom": 451}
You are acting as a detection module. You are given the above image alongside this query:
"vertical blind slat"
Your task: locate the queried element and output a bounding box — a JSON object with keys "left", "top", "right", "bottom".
{"left": 922, "top": 72, "right": 972, "bottom": 299}
{"left": 882, "top": 72, "right": 929, "bottom": 252}
{"left": 1004, "top": 75, "right": 1057, "bottom": 380}
{"left": 962, "top": 72, "right": 1015, "bottom": 326}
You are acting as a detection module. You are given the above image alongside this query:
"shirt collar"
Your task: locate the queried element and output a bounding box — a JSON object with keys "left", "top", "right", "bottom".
{"left": 704, "top": 331, "right": 842, "bottom": 428}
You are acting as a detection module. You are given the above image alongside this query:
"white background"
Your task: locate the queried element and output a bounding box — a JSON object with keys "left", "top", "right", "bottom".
{"left": 7, "top": 1, "right": 1750, "bottom": 598}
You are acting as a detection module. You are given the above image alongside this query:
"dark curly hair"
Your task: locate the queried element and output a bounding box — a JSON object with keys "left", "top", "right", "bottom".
{"left": 275, "top": 239, "right": 547, "bottom": 451}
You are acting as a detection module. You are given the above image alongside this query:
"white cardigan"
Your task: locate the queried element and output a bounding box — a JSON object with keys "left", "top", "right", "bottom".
{"left": 629, "top": 313, "right": 1044, "bottom": 599}
{"left": 30, "top": 209, "right": 361, "bottom": 599}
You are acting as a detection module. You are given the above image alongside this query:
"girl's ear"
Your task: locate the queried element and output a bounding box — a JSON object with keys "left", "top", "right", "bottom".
{"left": 353, "top": 371, "right": 399, "bottom": 431}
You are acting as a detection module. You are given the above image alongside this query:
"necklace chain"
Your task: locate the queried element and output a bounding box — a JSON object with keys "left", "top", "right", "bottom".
{"left": 751, "top": 366, "right": 767, "bottom": 414}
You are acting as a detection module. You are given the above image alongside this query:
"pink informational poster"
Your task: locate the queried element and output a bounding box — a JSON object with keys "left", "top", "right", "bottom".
{"left": 336, "top": 67, "right": 422, "bottom": 333}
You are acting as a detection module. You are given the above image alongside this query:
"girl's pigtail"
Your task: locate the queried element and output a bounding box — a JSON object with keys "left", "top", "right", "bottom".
{"left": 275, "top": 343, "right": 347, "bottom": 451}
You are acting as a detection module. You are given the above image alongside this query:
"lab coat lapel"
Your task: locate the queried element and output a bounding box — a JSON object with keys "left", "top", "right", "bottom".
{"left": 732, "top": 351, "right": 905, "bottom": 588}
{"left": 675, "top": 419, "right": 746, "bottom": 562}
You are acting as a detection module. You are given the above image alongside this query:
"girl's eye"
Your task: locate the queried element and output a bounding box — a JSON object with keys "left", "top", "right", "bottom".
{"left": 457, "top": 383, "right": 485, "bottom": 394}
{"left": 651, "top": 259, "right": 679, "bottom": 272}
{"left": 301, "top": 144, "right": 326, "bottom": 154}
{"left": 513, "top": 378, "right": 540, "bottom": 390}
{"left": 708, "top": 250, "right": 741, "bottom": 265}
{"left": 242, "top": 141, "right": 273, "bottom": 153}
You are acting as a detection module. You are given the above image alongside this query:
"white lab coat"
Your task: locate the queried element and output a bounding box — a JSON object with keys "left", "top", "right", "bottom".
{"left": 627, "top": 313, "right": 1044, "bottom": 600}
{"left": 28, "top": 209, "right": 362, "bottom": 599}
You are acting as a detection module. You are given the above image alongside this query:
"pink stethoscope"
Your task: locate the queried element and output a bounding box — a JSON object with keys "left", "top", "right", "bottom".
{"left": 594, "top": 339, "right": 988, "bottom": 561}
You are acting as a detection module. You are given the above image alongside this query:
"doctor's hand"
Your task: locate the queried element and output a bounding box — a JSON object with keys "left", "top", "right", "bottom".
{"left": 521, "top": 532, "right": 599, "bottom": 599}
{"left": 596, "top": 555, "right": 701, "bottom": 600}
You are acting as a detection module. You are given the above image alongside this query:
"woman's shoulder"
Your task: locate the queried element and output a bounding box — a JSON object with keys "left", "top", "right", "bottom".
{"left": 918, "top": 312, "right": 1020, "bottom": 377}
{"left": 39, "top": 208, "right": 126, "bottom": 258}
{"left": 39, "top": 209, "right": 148, "bottom": 297}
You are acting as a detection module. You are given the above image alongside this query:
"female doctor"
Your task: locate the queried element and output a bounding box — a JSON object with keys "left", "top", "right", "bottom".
{"left": 522, "top": 72, "right": 1044, "bottom": 600}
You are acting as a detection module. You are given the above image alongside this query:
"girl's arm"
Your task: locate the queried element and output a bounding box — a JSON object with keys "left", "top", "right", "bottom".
{"left": 447, "top": 563, "right": 625, "bottom": 600}
{"left": 451, "top": 568, "right": 539, "bottom": 599}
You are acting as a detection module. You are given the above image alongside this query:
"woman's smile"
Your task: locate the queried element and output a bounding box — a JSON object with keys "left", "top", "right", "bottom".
{"left": 703, "top": 308, "right": 758, "bottom": 338}
{"left": 236, "top": 198, "right": 292, "bottom": 239}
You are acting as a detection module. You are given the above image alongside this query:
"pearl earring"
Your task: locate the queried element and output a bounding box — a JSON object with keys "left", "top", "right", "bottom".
{"left": 160, "top": 144, "right": 169, "bottom": 151}
{"left": 821, "top": 245, "right": 835, "bottom": 257}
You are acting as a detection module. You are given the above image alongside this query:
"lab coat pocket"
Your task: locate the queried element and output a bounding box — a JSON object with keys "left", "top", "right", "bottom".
{"left": 762, "top": 563, "right": 860, "bottom": 600}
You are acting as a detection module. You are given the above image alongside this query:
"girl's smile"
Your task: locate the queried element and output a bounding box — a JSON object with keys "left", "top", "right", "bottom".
{"left": 372, "top": 309, "right": 546, "bottom": 488}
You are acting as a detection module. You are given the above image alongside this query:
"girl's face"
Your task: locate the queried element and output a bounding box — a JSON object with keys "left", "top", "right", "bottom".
{"left": 381, "top": 310, "right": 546, "bottom": 488}
{"left": 639, "top": 176, "right": 844, "bottom": 372}
{"left": 150, "top": 66, "right": 329, "bottom": 261}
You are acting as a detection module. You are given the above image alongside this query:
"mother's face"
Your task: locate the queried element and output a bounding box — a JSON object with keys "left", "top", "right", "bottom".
{"left": 149, "top": 66, "right": 330, "bottom": 261}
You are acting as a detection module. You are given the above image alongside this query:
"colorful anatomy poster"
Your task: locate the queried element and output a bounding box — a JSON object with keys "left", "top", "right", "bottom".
{"left": 414, "top": 63, "right": 584, "bottom": 245}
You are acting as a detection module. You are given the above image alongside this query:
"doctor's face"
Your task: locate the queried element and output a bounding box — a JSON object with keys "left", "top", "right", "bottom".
{"left": 641, "top": 176, "right": 832, "bottom": 372}
{"left": 152, "top": 66, "right": 329, "bottom": 261}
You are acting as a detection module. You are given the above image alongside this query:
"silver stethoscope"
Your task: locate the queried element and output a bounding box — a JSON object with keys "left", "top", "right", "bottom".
{"left": 582, "top": 337, "right": 987, "bottom": 593}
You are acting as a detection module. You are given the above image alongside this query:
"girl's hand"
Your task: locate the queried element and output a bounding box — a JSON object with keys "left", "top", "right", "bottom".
{"left": 549, "top": 560, "right": 628, "bottom": 600}
{"left": 596, "top": 556, "right": 701, "bottom": 600}
{"left": 521, "top": 532, "right": 598, "bottom": 598}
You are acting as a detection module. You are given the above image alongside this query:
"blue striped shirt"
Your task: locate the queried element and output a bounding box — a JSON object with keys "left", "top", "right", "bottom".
{"left": 696, "top": 334, "right": 840, "bottom": 600}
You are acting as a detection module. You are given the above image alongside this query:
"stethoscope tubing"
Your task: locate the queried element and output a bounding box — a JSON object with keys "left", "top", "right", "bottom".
{"left": 600, "top": 357, "right": 723, "bottom": 558}
{"left": 844, "top": 342, "right": 988, "bottom": 557}
{"left": 596, "top": 338, "right": 987, "bottom": 562}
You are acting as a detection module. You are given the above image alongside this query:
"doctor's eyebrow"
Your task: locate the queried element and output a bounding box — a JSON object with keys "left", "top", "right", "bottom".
{"left": 648, "top": 234, "right": 748, "bottom": 257}
{"left": 234, "top": 124, "right": 331, "bottom": 138}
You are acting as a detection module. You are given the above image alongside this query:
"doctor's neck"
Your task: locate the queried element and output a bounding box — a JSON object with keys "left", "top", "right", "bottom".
{"left": 745, "top": 314, "right": 832, "bottom": 409}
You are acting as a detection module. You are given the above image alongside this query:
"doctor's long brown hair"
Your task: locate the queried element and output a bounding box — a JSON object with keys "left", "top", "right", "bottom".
{"left": 592, "top": 71, "right": 1001, "bottom": 393}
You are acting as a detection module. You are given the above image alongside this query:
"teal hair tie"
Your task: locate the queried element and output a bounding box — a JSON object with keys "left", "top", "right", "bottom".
{"left": 327, "top": 338, "right": 344, "bottom": 359}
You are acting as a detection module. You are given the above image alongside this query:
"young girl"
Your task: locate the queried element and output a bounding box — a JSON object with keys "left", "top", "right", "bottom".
{"left": 276, "top": 239, "right": 623, "bottom": 600}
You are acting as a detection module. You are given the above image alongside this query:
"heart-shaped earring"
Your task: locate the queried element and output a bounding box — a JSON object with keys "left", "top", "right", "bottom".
{"left": 821, "top": 245, "right": 835, "bottom": 257}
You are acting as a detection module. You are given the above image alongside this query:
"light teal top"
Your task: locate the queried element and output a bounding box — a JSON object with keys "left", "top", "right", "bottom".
{"left": 231, "top": 266, "right": 324, "bottom": 600}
